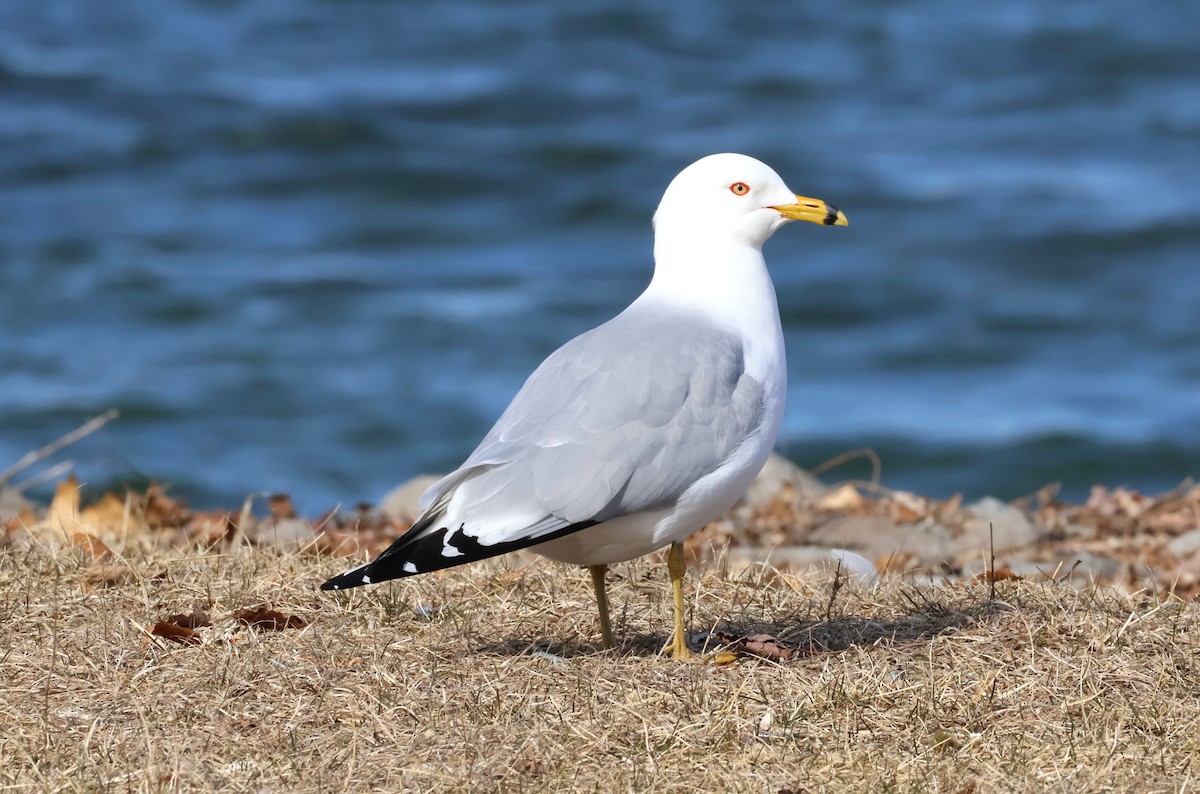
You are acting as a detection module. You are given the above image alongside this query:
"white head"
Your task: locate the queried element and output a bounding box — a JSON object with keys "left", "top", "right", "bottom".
{"left": 652, "top": 153, "right": 847, "bottom": 249}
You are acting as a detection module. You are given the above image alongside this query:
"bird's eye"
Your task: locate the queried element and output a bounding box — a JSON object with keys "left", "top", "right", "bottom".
{"left": 729, "top": 182, "right": 750, "bottom": 196}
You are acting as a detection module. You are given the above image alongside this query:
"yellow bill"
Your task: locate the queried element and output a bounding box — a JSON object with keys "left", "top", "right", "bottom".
{"left": 771, "top": 195, "right": 849, "bottom": 226}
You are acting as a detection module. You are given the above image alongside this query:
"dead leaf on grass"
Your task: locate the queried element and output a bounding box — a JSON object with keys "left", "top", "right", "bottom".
{"left": 150, "top": 620, "right": 202, "bottom": 646}
{"left": 178, "top": 512, "right": 234, "bottom": 548}
{"left": 78, "top": 491, "right": 137, "bottom": 536}
{"left": 143, "top": 484, "right": 189, "bottom": 530}
{"left": 888, "top": 491, "right": 928, "bottom": 524}
{"left": 165, "top": 604, "right": 212, "bottom": 630}
{"left": 231, "top": 605, "right": 308, "bottom": 631}
{"left": 877, "top": 550, "right": 918, "bottom": 576}
{"left": 813, "top": 484, "right": 865, "bottom": 513}
{"left": 268, "top": 493, "right": 296, "bottom": 519}
{"left": 714, "top": 631, "right": 799, "bottom": 661}
{"left": 72, "top": 532, "right": 115, "bottom": 560}
{"left": 43, "top": 476, "right": 81, "bottom": 533}
{"left": 976, "top": 565, "right": 1023, "bottom": 583}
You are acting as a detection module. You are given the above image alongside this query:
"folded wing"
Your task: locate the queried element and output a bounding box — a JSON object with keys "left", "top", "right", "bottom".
{"left": 321, "top": 307, "right": 764, "bottom": 590}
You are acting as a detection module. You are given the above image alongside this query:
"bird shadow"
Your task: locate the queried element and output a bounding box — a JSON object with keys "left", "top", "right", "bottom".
{"left": 712, "top": 599, "right": 998, "bottom": 657}
{"left": 473, "top": 590, "right": 1004, "bottom": 661}
{"left": 473, "top": 631, "right": 673, "bottom": 660}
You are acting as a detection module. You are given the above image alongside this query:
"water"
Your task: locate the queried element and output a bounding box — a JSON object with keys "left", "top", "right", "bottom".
{"left": 1, "top": 1, "right": 1198, "bottom": 511}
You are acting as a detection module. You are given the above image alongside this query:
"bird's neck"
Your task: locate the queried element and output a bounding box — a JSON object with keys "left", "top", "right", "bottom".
{"left": 641, "top": 235, "right": 785, "bottom": 379}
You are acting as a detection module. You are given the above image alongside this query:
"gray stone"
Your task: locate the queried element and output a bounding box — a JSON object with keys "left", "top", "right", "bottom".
{"left": 726, "top": 545, "right": 878, "bottom": 584}
{"left": 1167, "top": 528, "right": 1200, "bottom": 558}
{"left": 952, "top": 497, "right": 1041, "bottom": 560}
{"left": 960, "top": 552, "right": 1124, "bottom": 584}
{"left": 376, "top": 452, "right": 822, "bottom": 526}
{"left": 379, "top": 474, "right": 443, "bottom": 522}
{"left": 0, "top": 487, "right": 29, "bottom": 523}
{"left": 743, "top": 452, "right": 826, "bottom": 507}
{"left": 808, "top": 515, "right": 954, "bottom": 565}
{"left": 248, "top": 518, "right": 315, "bottom": 550}
{"left": 1058, "top": 552, "right": 1125, "bottom": 582}
{"left": 1058, "top": 523, "right": 1098, "bottom": 539}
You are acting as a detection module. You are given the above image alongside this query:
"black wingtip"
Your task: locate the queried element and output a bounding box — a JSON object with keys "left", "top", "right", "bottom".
{"left": 319, "top": 519, "right": 603, "bottom": 593}
{"left": 320, "top": 562, "right": 372, "bottom": 591}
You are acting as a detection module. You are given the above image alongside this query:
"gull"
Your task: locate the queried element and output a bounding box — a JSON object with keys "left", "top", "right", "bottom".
{"left": 322, "top": 153, "right": 847, "bottom": 657}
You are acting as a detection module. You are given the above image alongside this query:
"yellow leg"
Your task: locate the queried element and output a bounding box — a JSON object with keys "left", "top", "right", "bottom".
{"left": 667, "top": 542, "right": 691, "bottom": 659}
{"left": 589, "top": 564, "right": 615, "bottom": 650}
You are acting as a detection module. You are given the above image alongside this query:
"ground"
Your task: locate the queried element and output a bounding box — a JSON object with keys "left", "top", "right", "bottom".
{"left": 3, "top": 540, "right": 1199, "bottom": 793}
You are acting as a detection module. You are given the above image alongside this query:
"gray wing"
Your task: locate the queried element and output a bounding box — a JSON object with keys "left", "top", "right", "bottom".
{"left": 423, "top": 305, "right": 766, "bottom": 545}
{"left": 321, "top": 305, "right": 766, "bottom": 590}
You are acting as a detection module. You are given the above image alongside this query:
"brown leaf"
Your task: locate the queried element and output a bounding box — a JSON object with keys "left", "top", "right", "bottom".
{"left": 268, "top": 493, "right": 297, "bottom": 520}
{"left": 165, "top": 605, "right": 212, "bottom": 630}
{"left": 78, "top": 491, "right": 139, "bottom": 536}
{"left": 179, "top": 512, "right": 234, "bottom": 548}
{"left": 42, "top": 476, "right": 81, "bottom": 535}
{"left": 4, "top": 506, "right": 37, "bottom": 532}
{"left": 150, "top": 620, "right": 202, "bottom": 646}
{"left": 230, "top": 605, "right": 308, "bottom": 631}
{"left": 143, "top": 484, "right": 189, "bottom": 530}
{"left": 877, "top": 550, "right": 918, "bottom": 576}
{"left": 714, "top": 631, "right": 797, "bottom": 661}
{"left": 887, "top": 491, "right": 929, "bottom": 524}
{"left": 813, "top": 484, "right": 865, "bottom": 513}
{"left": 975, "top": 565, "right": 1023, "bottom": 583}
{"left": 72, "top": 532, "right": 115, "bottom": 560}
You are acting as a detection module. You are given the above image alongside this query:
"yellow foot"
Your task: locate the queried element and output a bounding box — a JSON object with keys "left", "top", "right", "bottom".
{"left": 665, "top": 541, "right": 692, "bottom": 660}
{"left": 660, "top": 632, "right": 693, "bottom": 659}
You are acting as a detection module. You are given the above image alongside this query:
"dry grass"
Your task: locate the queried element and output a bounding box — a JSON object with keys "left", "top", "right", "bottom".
{"left": 3, "top": 543, "right": 1200, "bottom": 793}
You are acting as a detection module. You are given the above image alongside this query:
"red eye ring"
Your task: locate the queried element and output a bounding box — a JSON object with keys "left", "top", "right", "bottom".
{"left": 729, "top": 181, "right": 750, "bottom": 196}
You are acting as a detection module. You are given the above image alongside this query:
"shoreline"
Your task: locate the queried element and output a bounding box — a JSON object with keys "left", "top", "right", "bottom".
{"left": 5, "top": 452, "right": 1198, "bottom": 599}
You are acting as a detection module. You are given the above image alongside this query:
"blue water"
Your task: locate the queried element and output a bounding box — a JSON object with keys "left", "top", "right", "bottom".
{"left": 1, "top": 1, "right": 1198, "bottom": 511}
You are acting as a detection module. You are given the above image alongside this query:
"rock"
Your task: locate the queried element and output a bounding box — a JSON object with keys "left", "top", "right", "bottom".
{"left": 1056, "top": 523, "right": 1098, "bottom": 539}
{"left": 1059, "top": 552, "right": 1125, "bottom": 583}
{"left": 377, "top": 453, "right": 823, "bottom": 529}
{"left": 960, "top": 552, "right": 1125, "bottom": 584}
{"left": 725, "top": 546, "right": 878, "bottom": 585}
{"left": 952, "top": 497, "right": 1041, "bottom": 560}
{"left": 959, "top": 559, "right": 1053, "bottom": 580}
{"left": 379, "top": 474, "right": 443, "bottom": 522}
{"left": 808, "top": 515, "right": 954, "bottom": 566}
{"left": 743, "top": 452, "right": 826, "bottom": 507}
{"left": 247, "top": 518, "right": 315, "bottom": 551}
{"left": 0, "top": 487, "right": 30, "bottom": 523}
{"left": 827, "top": 548, "right": 879, "bottom": 585}
{"left": 1167, "top": 528, "right": 1200, "bottom": 558}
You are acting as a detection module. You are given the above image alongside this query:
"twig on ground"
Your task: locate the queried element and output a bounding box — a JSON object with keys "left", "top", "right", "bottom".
{"left": 989, "top": 521, "right": 996, "bottom": 601}
{"left": 10, "top": 460, "right": 76, "bottom": 494}
{"left": 826, "top": 557, "right": 844, "bottom": 622}
{"left": 0, "top": 409, "right": 119, "bottom": 486}
{"left": 810, "top": 447, "right": 883, "bottom": 489}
